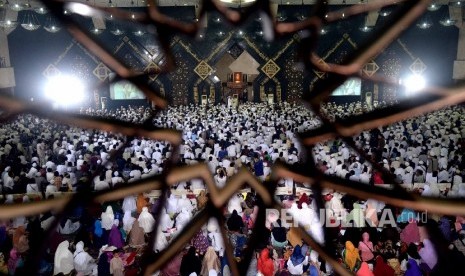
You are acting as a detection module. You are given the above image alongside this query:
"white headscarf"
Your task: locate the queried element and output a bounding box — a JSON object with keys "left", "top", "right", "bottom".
{"left": 177, "top": 194, "right": 194, "bottom": 213}
{"left": 122, "top": 196, "right": 137, "bottom": 213}
{"left": 160, "top": 210, "right": 174, "bottom": 232}
{"left": 175, "top": 208, "right": 192, "bottom": 233}
{"left": 123, "top": 210, "right": 136, "bottom": 233}
{"left": 54, "top": 240, "right": 74, "bottom": 275}
{"left": 153, "top": 227, "right": 168, "bottom": 252}
{"left": 73, "top": 241, "right": 96, "bottom": 275}
{"left": 101, "top": 206, "right": 115, "bottom": 230}
{"left": 166, "top": 194, "right": 178, "bottom": 215}
{"left": 138, "top": 207, "right": 155, "bottom": 233}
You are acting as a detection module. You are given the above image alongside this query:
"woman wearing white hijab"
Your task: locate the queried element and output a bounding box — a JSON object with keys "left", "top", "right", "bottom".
{"left": 54, "top": 240, "right": 74, "bottom": 275}
{"left": 175, "top": 208, "right": 192, "bottom": 234}
{"left": 101, "top": 206, "right": 114, "bottom": 230}
{"left": 160, "top": 210, "right": 174, "bottom": 232}
{"left": 166, "top": 193, "right": 179, "bottom": 217}
{"left": 122, "top": 196, "right": 137, "bottom": 214}
{"left": 73, "top": 241, "right": 96, "bottom": 275}
{"left": 227, "top": 194, "right": 243, "bottom": 216}
{"left": 177, "top": 194, "right": 194, "bottom": 213}
{"left": 138, "top": 207, "right": 155, "bottom": 233}
{"left": 123, "top": 210, "right": 136, "bottom": 233}
{"left": 153, "top": 227, "right": 169, "bottom": 252}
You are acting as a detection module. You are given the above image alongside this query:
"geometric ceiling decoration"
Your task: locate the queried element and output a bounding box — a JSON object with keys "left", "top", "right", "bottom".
{"left": 228, "top": 42, "right": 244, "bottom": 59}
{"left": 362, "top": 60, "right": 380, "bottom": 77}
{"left": 194, "top": 60, "right": 213, "bottom": 80}
{"left": 313, "top": 59, "right": 329, "bottom": 79}
{"left": 261, "top": 59, "right": 280, "bottom": 79}
{"left": 92, "top": 62, "right": 112, "bottom": 81}
{"left": 228, "top": 51, "right": 260, "bottom": 75}
{"left": 409, "top": 58, "right": 427, "bottom": 75}
{"left": 42, "top": 64, "right": 61, "bottom": 79}
{"left": 144, "top": 61, "right": 160, "bottom": 81}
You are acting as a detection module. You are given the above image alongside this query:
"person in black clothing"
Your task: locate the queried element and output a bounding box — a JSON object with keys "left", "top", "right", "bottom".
{"left": 179, "top": 246, "right": 202, "bottom": 276}
{"left": 227, "top": 210, "right": 244, "bottom": 232}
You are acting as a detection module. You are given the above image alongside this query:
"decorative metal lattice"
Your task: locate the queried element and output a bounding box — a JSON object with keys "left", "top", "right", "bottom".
{"left": 1, "top": 0, "right": 464, "bottom": 275}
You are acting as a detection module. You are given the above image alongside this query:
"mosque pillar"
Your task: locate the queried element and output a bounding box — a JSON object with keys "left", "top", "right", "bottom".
{"left": 0, "top": 9, "right": 17, "bottom": 95}
{"left": 451, "top": 5, "right": 465, "bottom": 80}
{"left": 453, "top": 27, "right": 465, "bottom": 80}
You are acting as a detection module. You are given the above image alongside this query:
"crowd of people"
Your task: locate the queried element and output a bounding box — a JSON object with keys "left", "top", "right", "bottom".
{"left": 0, "top": 101, "right": 463, "bottom": 275}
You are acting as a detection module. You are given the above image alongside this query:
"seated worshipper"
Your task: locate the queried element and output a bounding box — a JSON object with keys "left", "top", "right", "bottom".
{"left": 138, "top": 207, "right": 155, "bottom": 233}
{"left": 197, "top": 190, "right": 208, "bottom": 210}
{"left": 108, "top": 220, "right": 124, "bottom": 249}
{"left": 122, "top": 196, "right": 137, "bottom": 214}
{"left": 13, "top": 226, "right": 29, "bottom": 254}
{"left": 54, "top": 240, "right": 74, "bottom": 275}
{"left": 58, "top": 218, "right": 80, "bottom": 235}
{"left": 300, "top": 202, "right": 324, "bottom": 245}
{"left": 177, "top": 194, "right": 194, "bottom": 214}
{"left": 175, "top": 208, "right": 192, "bottom": 236}
{"left": 287, "top": 245, "right": 309, "bottom": 275}
{"left": 97, "top": 251, "right": 111, "bottom": 276}
{"left": 191, "top": 229, "right": 210, "bottom": 256}
{"left": 271, "top": 219, "right": 288, "bottom": 255}
{"left": 110, "top": 250, "right": 125, "bottom": 276}
{"left": 153, "top": 226, "right": 169, "bottom": 253}
{"left": 180, "top": 246, "right": 202, "bottom": 276}
{"left": 343, "top": 241, "right": 362, "bottom": 272}
{"left": 419, "top": 239, "right": 437, "bottom": 272}
{"left": 356, "top": 262, "right": 374, "bottom": 276}
{"left": 166, "top": 193, "right": 179, "bottom": 218}
{"left": 73, "top": 241, "right": 97, "bottom": 275}
{"left": 122, "top": 210, "right": 136, "bottom": 234}
{"left": 228, "top": 193, "right": 243, "bottom": 216}
{"left": 101, "top": 206, "right": 115, "bottom": 231}
{"left": 358, "top": 232, "right": 375, "bottom": 263}
{"left": 136, "top": 193, "right": 147, "bottom": 214}
{"left": 201, "top": 247, "right": 221, "bottom": 276}
{"left": 207, "top": 218, "right": 225, "bottom": 257}
{"left": 8, "top": 249, "right": 20, "bottom": 275}
{"left": 400, "top": 220, "right": 421, "bottom": 245}
{"left": 227, "top": 210, "right": 244, "bottom": 232}
{"left": 373, "top": 255, "right": 395, "bottom": 276}
{"left": 128, "top": 220, "right": 145, "bottom": 248}
{"left": 159, "top": 210, "right": 174, "bottom": 232}
{"left": 257, "top": 248, "right": 276, "bottom": 276}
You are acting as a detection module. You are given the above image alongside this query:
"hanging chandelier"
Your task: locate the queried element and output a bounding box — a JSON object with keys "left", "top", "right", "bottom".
{"left": 21, "top": 10, "right": 41, "bottom": 31}
{"left": 44, "top": 15, "right": 60, "bottom": 33}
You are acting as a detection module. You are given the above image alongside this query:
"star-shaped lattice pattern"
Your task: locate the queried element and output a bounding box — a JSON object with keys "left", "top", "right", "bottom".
{"left": 144, "top": 61, "right": 160, "bottom": 81}
{"left": 261, "top": 59, "right": 280, "bottom": 79}
{"left": 93, "top": 62, "right": 111, "bottom": 81}
{"left": 2, "top": 0, "right": 465, "bottom": 275}
{"left": 42, "top": 64, "right": 61, "bottom": 79}
{"left": 194, "top": 60, "right": 213, "bottom": 80}
{"left": 409, "top": 57, "right": 427, "bottom": 75}
{"left": 362, "top": 60, "right": 379, "bottom": 77}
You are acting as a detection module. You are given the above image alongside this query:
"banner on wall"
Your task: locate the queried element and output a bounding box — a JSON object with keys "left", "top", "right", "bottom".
{"left": 331, "top": 78, "right": 361, "bottom": 96}
{"left": 108, "top": 73, "right": 146, "bottom": 100}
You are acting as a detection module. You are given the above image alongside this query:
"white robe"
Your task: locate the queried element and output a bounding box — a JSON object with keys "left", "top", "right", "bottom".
{"left": 54, "top": 241, "right": 74, "bottom": 275}
{"left": 123, "top": 210, "right": 136, "bottom": 233}
{"left": 122, "top": 196, "right": 137, "bottom": 214}
{"left": 101, "top": 206, "right": 115, "bottom": 230}
{"left": 138, "top": 207, "right": 155, "bottom": 233}
{"left": 73, "top": 241, "right": 96, "bottom": 275}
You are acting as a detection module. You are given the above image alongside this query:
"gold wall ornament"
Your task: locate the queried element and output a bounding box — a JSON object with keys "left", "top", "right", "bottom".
{"left": 93, "top": 62, "right": 111, "bottom": 81}
{"left": 194, "top": 61, "right": 213, "bottom": 80}
{"left": 261, "top": 59, "right": 280, "bottom": 79}
{"left": 144, "top": 61, "right": 160, "bottom": 81}
{"left": 260, "top": 85, "right": 265, "bottom": 102}
{"left": 362, "top": 60, "right": 380, "bottom": 77}
{"left": 276, "top": 85, "right": 281, "bottom": 102}
{"left": 193, "top": 86, "right": 199, "bottom": 104}
{"left": 209, "top": 85, "right": 215, "bottom": 104}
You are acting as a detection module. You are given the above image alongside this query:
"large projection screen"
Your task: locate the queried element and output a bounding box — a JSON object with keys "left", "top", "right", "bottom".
{"left": 331, "top": 78, "right": 361, "bottom": 96}
{"left": 110, "top": 80, "right": 146, "bottom": 100}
